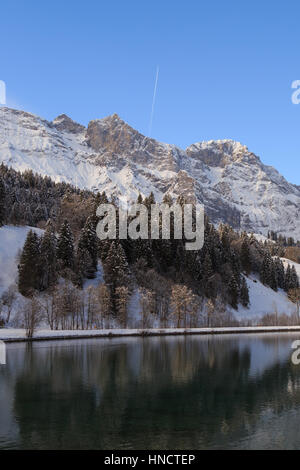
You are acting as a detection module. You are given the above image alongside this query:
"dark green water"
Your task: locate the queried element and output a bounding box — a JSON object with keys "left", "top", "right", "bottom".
{"left": 1, "top": 333, "right": 300, "bottom": 449}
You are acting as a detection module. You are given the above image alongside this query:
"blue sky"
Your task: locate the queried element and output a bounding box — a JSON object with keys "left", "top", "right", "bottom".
{"left": 1, "top": 0, "right": 300, "bottom": 182}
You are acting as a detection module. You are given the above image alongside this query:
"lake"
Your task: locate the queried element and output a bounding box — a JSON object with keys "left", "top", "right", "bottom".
{"left": 1, "top": 333, "right": 300, "bottom": 449}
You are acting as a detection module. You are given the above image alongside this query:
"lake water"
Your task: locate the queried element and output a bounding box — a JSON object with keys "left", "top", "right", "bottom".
{"left": 1, "top": 333, "right": 300, "bottom": 449}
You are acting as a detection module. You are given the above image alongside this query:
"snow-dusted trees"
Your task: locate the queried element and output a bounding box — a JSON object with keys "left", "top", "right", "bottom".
{"left": 0, "top": 177, "right": 5, "bottom": 226}
{"left": 76, "top": 216, "right": 98, "bottom": 281}
{"left": 228, "top": 275, "right": 239, "bottom": 310}
{"left": 241, "top": 234, "right": 251, "bottom": 275}
{"left": 40, "top": 220, "right": 57, "bottom": 290}
{"left": 103, "top": 241, "right": 131, "bottom": 318}
{"left": 57, "top": 220, "right": 74, "bottom": 271}
{"left": 240, "top": 277, "right": 250, "bottom": 307}
{"left": 18, "top": 230, "right": 41, "bottom": 296}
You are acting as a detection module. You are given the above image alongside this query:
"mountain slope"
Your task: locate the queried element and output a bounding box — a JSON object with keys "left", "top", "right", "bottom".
{"left": 1, "top": 107, "right": 300, "bottom": 238}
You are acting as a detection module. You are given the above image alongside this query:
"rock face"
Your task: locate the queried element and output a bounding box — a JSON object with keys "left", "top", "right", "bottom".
{"left": 0, "top": 106, "right": 300, "bottom": 238}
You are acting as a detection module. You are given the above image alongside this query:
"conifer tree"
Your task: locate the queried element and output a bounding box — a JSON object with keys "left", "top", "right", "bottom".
{"left": 291, "top": 265, "right": 299, "bottom": 289}
{"left": 104, "top": 241, "right": 130, "bottom": 290}
{"left": 18, "top": 230, "right": 41, "bottom": 296}
{"left": 284, "top": 264, "right": 292, "bottom": 292}
{"left": 0, "top": 177, "right": 5, "bottom": 226}
{"left": 241, "top": 236, "right": 251, "bottom": 274}
{"left": 228, "top": 275, "right": 239, "bottom": 309}
{"left": 57, "top": 220, "right": 74, "bottom": 270}
{"left": 240, "top": 277, "right": 250, "bottom": 307}
{"left": 77, "top": 216, "right": 98, "bottom": 273}
{"left": 40, "top": 220, "right": 57, "bottom": 290}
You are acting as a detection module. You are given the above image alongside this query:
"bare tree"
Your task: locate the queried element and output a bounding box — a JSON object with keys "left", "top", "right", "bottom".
{"left": 115, "top": 286, "right": 129, "bottom": 328}
{"left": 97, "top": 283, "right": 111, "bottom": 328}
{"left": 171, "top": 284, "right": 194, "bottom": 328}
{"left": 1, "top": 285, "right": 17, "bottom": 324}
{"left": 22, "top": 297, "right": 43, "bottom": 338}
{"left": 86, "top": 286, "right": 98, "bottom": 329}
{"left": 205, "top": 299, "right": 215, "bottom": 328}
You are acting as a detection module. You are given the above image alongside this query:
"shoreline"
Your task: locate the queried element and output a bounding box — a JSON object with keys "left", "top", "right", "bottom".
{"left": 1, "top": 326, "right": 300, "bottom": 342}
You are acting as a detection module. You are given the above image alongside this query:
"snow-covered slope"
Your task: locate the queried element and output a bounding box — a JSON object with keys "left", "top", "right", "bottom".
{"left": 1, "top": 107, "right": 300, "bottom": 238}
{"left": 0, "top": 225, "right": 43, "bottom": 295}
{"left": 235, "top": 275, "right": 296, "bottom": 320}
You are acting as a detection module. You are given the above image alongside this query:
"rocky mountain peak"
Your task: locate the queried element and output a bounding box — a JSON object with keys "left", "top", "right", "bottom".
{"left": 186, "top": 139, "right": 259, "bottom": 167}
{"left": 52, "top": 114, "right": 85, "bottom": 134}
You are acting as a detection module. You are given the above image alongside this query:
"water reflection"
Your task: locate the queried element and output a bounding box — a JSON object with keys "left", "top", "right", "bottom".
{"left": 0, "top": 334, "right": 300, "bottom": 449}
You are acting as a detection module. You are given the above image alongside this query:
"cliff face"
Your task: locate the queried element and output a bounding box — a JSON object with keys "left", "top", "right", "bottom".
{"left": 1, "top": 106, "right": 299, "bottom": 238}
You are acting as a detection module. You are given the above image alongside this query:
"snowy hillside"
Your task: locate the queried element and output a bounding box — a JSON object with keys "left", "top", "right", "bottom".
{"left": 235, "top": 274, "right": 297, "bottom": 321}
{"left": 1, "top": 107, "right": 300, "bottom": 239}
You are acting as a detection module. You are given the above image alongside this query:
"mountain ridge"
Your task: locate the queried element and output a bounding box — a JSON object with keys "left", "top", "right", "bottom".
{"left": 0, "top": 106, "right": 299, "bottom": 239}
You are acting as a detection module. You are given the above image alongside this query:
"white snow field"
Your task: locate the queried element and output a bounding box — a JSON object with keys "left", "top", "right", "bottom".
{"left": 234, "top": 274, "right": 297, "bottom": 321}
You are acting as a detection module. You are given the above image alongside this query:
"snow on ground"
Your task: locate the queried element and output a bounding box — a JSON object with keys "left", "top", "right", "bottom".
{"left": 235, "top": 274, "right": 296, "bottom": 321}
{"left": 247, "top": 233, "right": 275, "bottom": 244}
{"left": 1, "top": 326, "right": 300, "bottom": 342}
{"left": 0, "top": 225, "right": 43, "bottom": 295}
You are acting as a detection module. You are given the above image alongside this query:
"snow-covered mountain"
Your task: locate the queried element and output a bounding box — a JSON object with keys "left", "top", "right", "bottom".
{"left": 1, "top": 107, "right": 300, "bottom": 238}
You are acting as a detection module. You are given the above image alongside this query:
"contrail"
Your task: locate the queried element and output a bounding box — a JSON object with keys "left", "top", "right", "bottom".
{"left": 148, "top": 66, "right": 159, "bottom": 137}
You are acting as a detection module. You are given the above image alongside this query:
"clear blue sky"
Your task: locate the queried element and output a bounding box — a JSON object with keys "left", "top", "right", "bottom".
{"left": 1, "top": 0, "right": 300, "bottom": 183}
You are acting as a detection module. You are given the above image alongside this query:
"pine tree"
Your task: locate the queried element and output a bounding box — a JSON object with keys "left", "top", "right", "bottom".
{"left": 289, "top": 265, "right": 299, "bottom": 289}
{"left": 0, "top": 177, "right": 5, "bottom": 226}
{"left": 274, "top": 257, "right": 285, "bottom": 289}
{"left": 18, "top": 230, "right": 41, "bottom": 296}
{"left": 77, "top": 216, "right": 98, "bottom": 279}
{"left": 260, "top": 253, "right": 272, "bottom": 286}
{"left": 57, "top": 220, "right": 74, "bottom": 270}
{"left": 240, "top": 277, "right": 250, "bottom": 307}
{"left": 104, "top": 241, "right": 130, "bottom": 291}
{"left": 241, "top": 236, "right": 251, "bottom": 274}
{"left": 76, "top": 246, "right": 94, "bottom": 281}
{"left": 228, "top": 275, "right": 239, "bottom": 309}
{"left": 104, "top": 241, "right": 130, "bottom": 314}
{"left": 269, "top": 259, "right": 278, "bottom": 291}
{"left": 284, "top": 264, "right": 292, "bottom": 292}
{"left": 40, "top": 220, "right": 57, "bottom": 290}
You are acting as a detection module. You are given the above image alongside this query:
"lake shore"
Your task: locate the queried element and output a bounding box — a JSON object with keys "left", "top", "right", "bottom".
{"left": 1, "top": 326, "right": 300, "bottom": 342}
